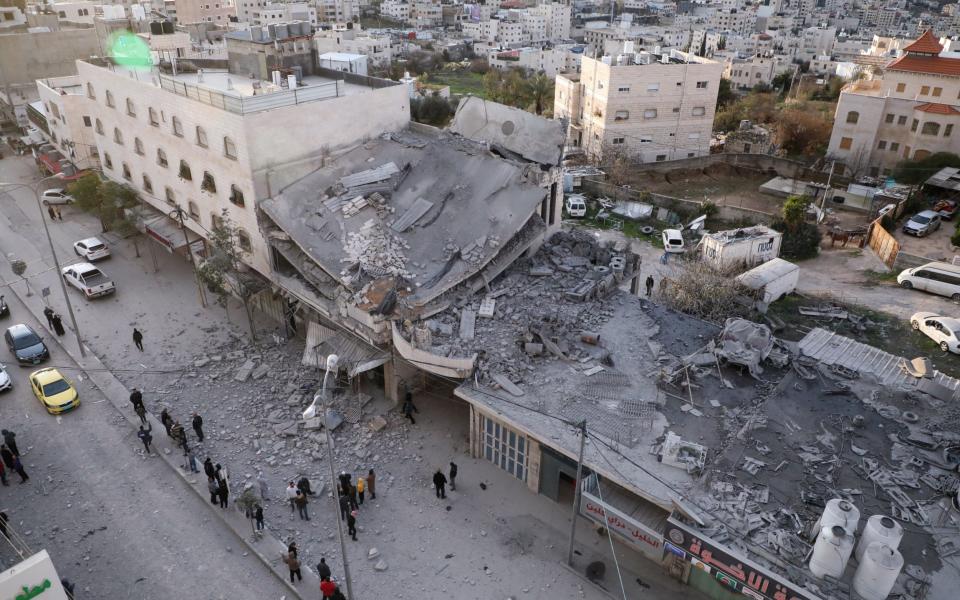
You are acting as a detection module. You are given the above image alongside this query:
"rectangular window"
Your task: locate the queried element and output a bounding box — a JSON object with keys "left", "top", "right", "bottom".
{"left": 480, "top": 415, "right": 526, "bottom": 481}
{"left": 612, "top": 137, "right": 625, "bottom": 144}
{"left": 947, "top": 124, "right": 954, "bottom": 137}
{"left": 614, "top": 110, "right": 629, "bottom": 121}
{"left": 617, "top": 86, "right": 630, "bottom": 92}
{"left": 644, "top": 109, "right": 657, "bottom": 119}
{"left": 898, "top": 115, "right": 907, "bottom": 125}
{"left": 656, "top": 154, "right": 667, "bottom": 161}
{"left": 839, "top": 137, "right": 853, "bottom": 149}
{"left": 696, "top": 81, "right": 708, "bottom": 88}
{"left": 82, "top": 116, "right": 91, "bottom": 127}
{"left": 885, "top": 113, "right": 894, "bottom": 124}
{"left": 890, "top": 142, "right": 900, "bottom": 151}
{"left": 692, "top": 106, "right": 706, "bottom": 116}
{"left": 911, "top": 119, "right": 919, "bottom": 132}
{"left": 921, "top": 85, "right": 930, "bottom": 95}
{"left": 639, "top": 136, "right": 652, "bottom": 143}
{"left": 878, "top": 140, "right": 887, "bottom": 149}
{"left": 896, "top": 83, "right": 906, "bottom": 93}
{"left": 646, "top": 83, "right": 660, "bottom": 92}
{"left": 934, "top": 87, "right": 943, "bottom": 97}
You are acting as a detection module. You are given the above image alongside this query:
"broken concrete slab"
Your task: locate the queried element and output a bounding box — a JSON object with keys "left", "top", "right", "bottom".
{"left": 272, "top": 421, "right": 299, "bottom": 436}
{"left": 324, "top": 409, "right": 344, "bottom": 431}
{"left": 234, "top": 359, "right": 256, "bottom": 382}
{"left": 478, "top": 298, "right": 496, "bottom": 318}
{"left": 492, "top": 374, "right": 524, "bottom": 397}
{"left": 459, "top": 310, "right": 476, "bottom": 341}
{"left": 449, "top": 96, "right": 566, "bottom": 166}
{"left": 368, "top": 416, "right": 388, "bottom": 432}
{"left": 251, "top": 364, "right": 271, "bottom": 380}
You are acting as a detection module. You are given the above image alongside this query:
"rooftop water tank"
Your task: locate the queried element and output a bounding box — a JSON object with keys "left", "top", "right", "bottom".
{"left": 161, "top": 20, "right": 174, "bottom": 34}
{"left": 150, "top": 21, "right": 163, "bottom": 35}
{"left": 856, "top": 516, "right": 902, "bottom": 562}
{"left": 809, "top": 525, "right": 855, "bottom": 580}
{"left": 852, "top": 543, "right": 903, "bottom": 600}
{"left": 817, "top": 498, "right": 860, "bottom": 535}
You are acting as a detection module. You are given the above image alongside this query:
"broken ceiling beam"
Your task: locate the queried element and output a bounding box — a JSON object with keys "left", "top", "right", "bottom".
{"left": 338, "top": 162, "right": 400, "bottom": 189}
{"left": 391, "top": 197, "right": 435, "bottom": 232}
{"left": 492, "top": 374, "right": 524, "bottom": 397}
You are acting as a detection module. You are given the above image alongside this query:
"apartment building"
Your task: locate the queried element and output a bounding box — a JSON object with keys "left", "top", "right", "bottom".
{"left": 554, "top": 50, "right": 723, "bottom": 163}
{"left": 530, "top": 2, "right": 571, "bottom": 41}
{"left": 314, "top": 26, "right": 392, "bottom": 67}
{"left": 380, "top": 0, "right": 410, "bottom": 23}
{"left": 70, "top": 25, "right": 409, "bottom": 276}
{"left": 251, "top": 2, "right": 316, "bottom": 25}
{"left": 487, "top": 45, "right": 582, "bottom": 77}
{"left": 827, "top": 31, "right": 960, "bottom": 177}
{"left": 175, "top": 0, "right": 235, "bottom": 23}
{"left": 315, "top": 0, "right": 360, "bottom": 23}
{"left": 35, "top": 75, "right": 100, "bottom": 170}
{"left": 723, "top": 53, "right": 790, "bottom": 91}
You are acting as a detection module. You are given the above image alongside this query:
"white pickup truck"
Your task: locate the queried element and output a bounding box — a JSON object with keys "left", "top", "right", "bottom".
{"left": 61, "top": 263, "right": 116, "bottom": 299}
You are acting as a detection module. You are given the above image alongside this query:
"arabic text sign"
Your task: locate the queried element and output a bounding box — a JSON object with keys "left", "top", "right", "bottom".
{"left": 0, "top": 551, "right": 68, "bottom": 600}
{"left": 580, "top": 494, "right": 664, "bottom": 560}
{"left": 663, "top": 518, "right": 820, "bottom": 600}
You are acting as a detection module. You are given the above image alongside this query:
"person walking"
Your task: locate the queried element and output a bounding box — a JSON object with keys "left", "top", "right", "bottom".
{"left": 402, "top": 391, "right": 418, "bottom": 425}
{"left": 51, "top": 313, "right": 65, "bottom": 336}
{"left": 134, "top": 402, "right": 147, "bottom": 425}
{"left": 338, "top": 493, "right": 350, "bottom": 521}
{"left": 294, "top": 490, "right": 309, "bottom": 521}
{"left": 256, "top": 472, "right": 269, "bottom": 500}
{"left": 207, "top": 476, "right": 219, "bottom": 504}
{"left": 338, "top": 471, "right": 351, "bottom": 497}
{"left": 11, "top": 453, "right": 27, "bottom": 483}
{"left": 254, "top": 504, "right": 264, "bottom": 530}
{"left": 449, "top": 462, "right": 458, "bottom": 491}
{"left": 320, "top": 577, "right": 337, "bottom": 599}
{"left": 367, "top": 469, "right": 376, "bottom": 500}
{"left": 317, "top": 557, "right": 332, "bottom": 581}
{"left": 645, "top": 275, "right": 655, "bottom": 297}
{"left": 0, "top": 459, "right": 8, "bottom": 486}
{"left": 42, "top": 307, "right": 54, "bottom": 329}
{"left": 137, "top": 423, "right": 153, "bottom": 454}
{"left": 132, "top": 328, "right": 144, "bottom": 351}
{"left": 54, "top": 207, "right": 63, "bottom": 221}
{"left": 297, "top": 476, "right": 314, "bottom": 496}
{"left": 129, "top": 388, "right": 144, "bottom": 409}
{"left": 47, "top": 206, "right": 56, "bottom": 221}
{"left": 160, "top": 409, "right": 173, "bottom": 437}
{"left": 348, "top": 484, "right": 359, "bottom": 511}
{"left": 433, "top": 468, "right": 447, "bottom": 499}
{"left": 2, "top": 431, "right": 19, "bottom": 457}
{"left": 357, "top": 476, "right": 365, "bottom": 506}
{"left": 217, "top": 477, "right": 229, "bottom": 509}
{"left": 286, "top": 482, "right": 298, "bottom": 512}
{"left": 177, "top": 425, "right": 190, "bottom": 453}
{"left": 204, "top": 457, "right": 215, "bottom": 481}
{"left": 191, "top": 412, "right": 204, "bottom": 442}
{"left": 347, "top": 510, "right": 358, "bottom": 541}
{"left": 283, "top": 550, "right": 302, "bottom": 583}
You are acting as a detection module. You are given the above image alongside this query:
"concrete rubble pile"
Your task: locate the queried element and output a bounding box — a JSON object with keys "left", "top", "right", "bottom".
{"left": 341, "top": 219, "right": 411, "bottom": 280}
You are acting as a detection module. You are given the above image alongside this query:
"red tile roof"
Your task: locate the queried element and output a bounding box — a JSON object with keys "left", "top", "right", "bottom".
{"left": 902, "top": 30, "right": 943, "bottom": 55}
{"left": 915, "top": 102, "right": 960, "bottom": 115}
{"left": 886, "top": 54, "right": 960, "bottom": 76}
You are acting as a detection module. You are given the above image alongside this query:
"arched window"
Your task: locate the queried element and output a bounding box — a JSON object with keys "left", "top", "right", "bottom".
{"left": 134, "top": 137, "right": 144, "bottom": 155}
{"left": 224, "top": 136, "right": 237, "bottom": 159}
{"left": 95, "top": 119, "right": 103, "bottom": 135}
{"left": 103, "top": 152, "right": 113, "bottom": 169}
{"left": 113, "top": 127, "right": 124, "bottom": 145}
{"left": 195, "top": 126, "right": 208, "bottom": 148}
{"left": 164, "top": 186, "right": 176, "bottom": 205}
{"left": 86, "top": 83, "right": 96, "bottom": 99}
{"left": 172, "top": 116, "right": 183, "bottom": 137}
{"left": 121, "top": 162, "right": 131, "bottom": 180}
{"left": 921, "top": 121, "right": 941, "bottom": 136}
{"left": 105, "top": 90, "right": 115, "bottom": 108}
{"left": 179, "top": 160, "right": 192, "bottom": 181}
{"left": 126, "top": 98, "right": 136, "bottom": 117}
{"left": 142, "top": 174, "right": 153, "bottom": 193}
{"left": 229, "top": 184, "right": 245, "bottom": 207}
{"left": 237, "top": 229, "right": 252, "bottom": 253}
{"left": 201, "top": 171, "right": 217, "bottom": 193}
{"left": 157, "top": 148, "right": 168, "bottom": 167}
{"left": 188, "top": 200, "right": 200, "bottom": 220}
{"left": 846, "top": 111, "right": 859, "bottom": 124}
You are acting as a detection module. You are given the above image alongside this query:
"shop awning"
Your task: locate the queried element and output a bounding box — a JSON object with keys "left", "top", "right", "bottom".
{"left": 302, "top": 321, "right": 388, "bottom": 377}
{"left": 142, "top": 212, "right": 201, "bottom": 253}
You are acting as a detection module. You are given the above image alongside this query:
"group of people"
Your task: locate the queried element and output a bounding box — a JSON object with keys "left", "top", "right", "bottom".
{"left": 128, "top": 388, "right": 205, "bottom": 461}
{"left": 282, "top": 545, "right": 346, "bottom": 599}
{"left": 45, "top": 206, "right": 64, "bottom": 221}
{"left": 285, "top": 476, "right": 317, "bottom": 521}
{"left": 432, "top": 462, "right": 458, "bottom": 499}
{"left": 0, "top": 430, "right": 28, "bottom": 485}
{"left": 336, "top": 469, "right": 376, "bottom": 542}
{"left": 204, "top": 457, "right": 231, "bottom": 509}
{"left": 41, "top": 306, "right": 66, "bottom": 337}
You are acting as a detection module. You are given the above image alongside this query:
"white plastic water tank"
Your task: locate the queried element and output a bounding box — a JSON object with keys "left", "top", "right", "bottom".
{"left": 809, "top": 525, "right": 855, "bottom": 579}
{"left": 856, "top": 516, "right": 903, "bottom": 562}
{"left": 818, "top": 499, "right": 860, "bottom": 534}
{"left": 852, "top": 543, "right": 903, "bottom": 600}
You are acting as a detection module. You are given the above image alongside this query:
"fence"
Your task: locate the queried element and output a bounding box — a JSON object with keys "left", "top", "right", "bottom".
{"left": 866, "top": 221, "right": 900, "bottom": 269}
{"left": 158, "top": 73, "right": 342, "bottom": 114}
{"left": 625, "top": 153, "right": 833, "bottom": 183}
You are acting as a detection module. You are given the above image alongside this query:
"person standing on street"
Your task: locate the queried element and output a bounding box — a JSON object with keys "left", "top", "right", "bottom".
{"left": 170, "top": 420, "right": 185, "bottom": 448}
{"left": 286, "top": 482, "right": 298, "bottom": 512}
{"left": 132, "top": 327, "right": 144, "bottom": 351}
{"left": 402, "top": 391, "right": 418, "bottom": 425}
{"left": 357, "top": 476, "right": 365, "bottom": 506}
{"left": 42, "top": 307, "right": 54, "bottom": 329}
{"left": 137, "top": 423, "right": 153, "bottom": 454}
{"left": 54, "top": 207, "right": 63, "bottom": 221}
{"left": 2, "top": 430, "right": 19, "bottom": 457}
{"left": 296, "top": 476, "right": 314, "bottom": 496}
{"left": 217, "top": 477, "right": 229, "bottom": 509}
{"left": 256, "top": 471, "right": 269, "bottom": 500}
{"left": 449, "top": 462, "right": 458, "bottom": 491}
{"left": 192, "top": 412, "right": 204, "bottom": 442}
{"left": 9, "top": 452, "right": 27, "bottom": 483}
{"left": 317, "top": 557, "right": 332, "bottom": 581}
{"left": 207, "top": 477, "right": 219, "bottom": 504}
{"left": 294, "top": 490, "right": 309, "bottom": 521}
{"left": 160, "top": 409, "right": 173, "bottom": 437}
{"left": 320, "top": 578, "right": 337, "bottom": 599}
{"left": 134, "top": 403, "right": 146, "bottom": 425}
{"left": 645, "top": 275, "right": 655, "bottom": 297}
{"left": 47, "top": 206, "right": 56, "bottom": 221}
{"left": 129, "top": 389, "right": 145, "bottom": 420}
{"left": 0, "top": 459, "right": 8, "bottom": 486}
{"left": 204, "top": 458, "right": 215, "bottom": 480}
{"left": 51, "top": 314, "right": 65, "bottom": 336}
{"left": 433, "top": 468, "right": 447, "bottom": 499}
{"left": 338, "top": 471, "right": 351, "bottom": 497}
{"left": 347, "top": 510, "right": 358, "bottom": 541}
{"left": 338, "top": 493, "right": 350, "bottom": 521}
{"left": 283, "top": 550, "right": 302, "bottom": 583}
{"left": 367, "top": 468, "right": 376, "bottom": 500}
{"left": 348, "top": 484, "right": 359, "bottom": 511}
{"left": 254, "top": 504, "right": 264, "bottom": 530}
{"left": 0, "top": 444, "right": 25, "bottom": 482}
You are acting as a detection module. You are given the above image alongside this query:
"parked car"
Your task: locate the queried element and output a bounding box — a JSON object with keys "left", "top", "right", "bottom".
{"left": 73, "top": 237, "right": 111, "bottom": 261}
{"left": 902, "top": 210, "right": 942, "bottom": 237}
{"left": 662, "top": 229, "right": 685, "bottom": 253}
{"left": 61, "top": 263, "right": 116, "bottom": 299}
{"left": 40, "top": 189, "right": 74, "bottom": 206}
{"left": 0, "top": 362, "right": 11, "bottom": 392}
{"left": 935, "top": 200, "right": 959, "bottom": 220}
{"left": 897, "top": 261, "right": 960, "bottom": 300}
{"left": 4, "top": 324, "right": 49, "bottom": 366}
{"left": 29, "top": 368, "right": 79, "bottom": 414}
{"left": 565, "top": 194, "right": 587, "bottom": 218}
{"left": 910, "top": 312, "right": 960, "bottom": 353}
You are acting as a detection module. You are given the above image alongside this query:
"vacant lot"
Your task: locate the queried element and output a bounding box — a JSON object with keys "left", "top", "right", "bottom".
{"left": 429, "top": 70, "right": 487, "bottom": 97}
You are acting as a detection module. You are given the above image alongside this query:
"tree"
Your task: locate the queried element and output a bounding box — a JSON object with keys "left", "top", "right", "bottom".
{"left": 771, "top": 71, "right": 792, "bottom": 95}
{"left": 235, "top": 484, "right": 261, "bottom": 536}
{"left": 773, "top": 108, "right": 832, "bottom": 158}
{"left": 68, "top": 174, "right": 139, "bottom": 232}
{"left": 68, "top": 173, "right": 107, "bottom": 231}
{"left": 469, "top": 58, "right": 490, "bottom": 74}
{"left": 892, "top": 151, "right": 960, "bottom": 185}
{"left": 716, "top": 78, "right": 736, "bottom": 110}
{"left": 526, "top": 74, "right": 553, "bottom": 115}
{"left": 410, "top": 94, "right": 454, "bottom": 126}
{"left": 782, "top": 195, "right": 810, "bottom": 232}
{"left": 197, "top": 209, "right": 263, "bottom": 342}
{"left": 600, "top": 142, "right": 633, "bottom": 185}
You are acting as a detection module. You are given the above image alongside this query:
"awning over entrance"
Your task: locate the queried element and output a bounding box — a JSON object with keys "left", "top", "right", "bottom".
{"left": 142, "top": 211, "right": 202, "bottom": 253}
{"left": 302, "top": 321, "right": 388, "bottom": 377}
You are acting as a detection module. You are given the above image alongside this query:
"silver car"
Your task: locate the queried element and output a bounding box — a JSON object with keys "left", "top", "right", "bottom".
{"left": 0, "top": 362, "right": 10, "bottom": 392}
{"left": 902, "top": 210, "right": 942, "bottom": 237}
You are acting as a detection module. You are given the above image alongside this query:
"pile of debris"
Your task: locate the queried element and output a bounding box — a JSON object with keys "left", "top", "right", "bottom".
{"left": 341, "top": 219, "right": 411, "bottom": 280}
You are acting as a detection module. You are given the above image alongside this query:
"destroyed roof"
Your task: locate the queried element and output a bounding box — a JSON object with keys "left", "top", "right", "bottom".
{"left": 449, "top": 96, "right": 566, "bottom": 166}
{"left": 702, "top": 224, "right": 780, "bottom": 245}
{"left": 259, "top": 127, "right": 548, "bottom": 307}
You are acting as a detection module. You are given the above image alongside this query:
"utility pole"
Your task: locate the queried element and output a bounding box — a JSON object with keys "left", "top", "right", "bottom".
{"left": 169, "top": 205, "right": 207, "bottom": 307}
{"left": 567, "top": 420, "right": 587, "bottom": 567}
{"left": 818, "top": 159, "right": 836, "bottom": 223}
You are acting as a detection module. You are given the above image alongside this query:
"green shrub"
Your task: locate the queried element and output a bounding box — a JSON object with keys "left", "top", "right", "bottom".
{"left": 772, "top": 219, "right": 822, "bottom": 260}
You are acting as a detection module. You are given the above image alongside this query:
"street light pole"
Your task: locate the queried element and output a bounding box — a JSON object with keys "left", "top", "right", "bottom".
{"left": 566, "top": 420, "right": 587, "bottom": 567}
{"left": 0, "top": 176, "right": 86, "bottom": 357}
{"left": 169, "top": 205, "right": 207, "bottom": 308}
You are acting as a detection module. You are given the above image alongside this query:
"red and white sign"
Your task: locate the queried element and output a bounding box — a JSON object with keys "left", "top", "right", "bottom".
{"left": 580, "top": 494, "right": 664, "bottom": 560}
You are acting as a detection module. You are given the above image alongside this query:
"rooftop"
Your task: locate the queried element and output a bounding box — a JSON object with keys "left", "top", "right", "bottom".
{"left": 902, "top": 30, "right": 944, "bottom": 55}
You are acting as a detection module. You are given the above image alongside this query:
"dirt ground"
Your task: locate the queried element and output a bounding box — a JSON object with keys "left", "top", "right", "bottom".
{"left": 624, "top": 162, "right": 786, "bottom": 214}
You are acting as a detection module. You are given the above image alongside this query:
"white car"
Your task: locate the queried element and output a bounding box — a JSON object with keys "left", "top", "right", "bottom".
{"left": 41, "top": 189, "right": 74, "bottom": 206}
{"left": 910, "top": 312, "right": 960, "bottom": 353}
{"left": 565, "top": 194, "right": 587, "bottom": 218}
{"left": 62, "top": 263, "right": 116, "bottom": 299}
{"left": 662, "top": 229, "right": 685, "bottom": 253}
{"left": 73, "top": 237, "right": 111, "bottom": 261}
{"left": 0, "top": 362, "right": 11, "bottom": 392}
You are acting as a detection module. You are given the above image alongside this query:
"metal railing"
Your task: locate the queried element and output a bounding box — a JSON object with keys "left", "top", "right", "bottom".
{"left": 158, "top": 74, "right": 343, "bottom": 115}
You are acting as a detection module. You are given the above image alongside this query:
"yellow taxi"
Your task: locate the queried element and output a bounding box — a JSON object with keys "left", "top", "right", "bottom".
{"left": 29, "top": 368, "right": 79, "bottom": 414}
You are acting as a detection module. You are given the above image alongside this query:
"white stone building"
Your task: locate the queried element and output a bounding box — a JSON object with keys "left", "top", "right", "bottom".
{"left": 554, "top": 50, "right": 723, "bottom": 163}
{"left": 251, "top": 2, "right": 316, "bottom": 25}
{"left": 35, "top": 75, "right": 100, "bottom": 171}
{"left": 314, "top": 27, "right": 393, "bottom": 67}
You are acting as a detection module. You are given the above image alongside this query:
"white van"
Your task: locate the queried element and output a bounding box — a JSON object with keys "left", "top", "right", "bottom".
{"left": 898, "top": 262, "right": 960, "bottom": 300}
{"left": 565, "top": 194, "right": 587, "bottom": 218}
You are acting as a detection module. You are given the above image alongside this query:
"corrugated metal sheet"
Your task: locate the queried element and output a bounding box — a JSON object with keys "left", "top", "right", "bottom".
{"left": 338, "top": 162, "right": 399, "bottom": 189}
{"left": 302, "top": 321, "right": 388, "bottom": 376}
{"left": 798, "top": 327, "right": 960, "bottom": 394}
{"left": 390, "top": 197, "right": 434, "bottom": 232}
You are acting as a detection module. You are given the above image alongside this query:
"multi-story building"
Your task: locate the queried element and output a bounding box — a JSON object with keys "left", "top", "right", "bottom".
{"left": 35, "top": 75, "right": 100, "bottom": 170}
{"left": 827, "top": 31, "right": 960, "bottom": 177}
{"left": 315, "top": 0, "right": 360, "bottom": 23}
{"left": 49, "top": 1, "right": 97, "bottom": 23}
{"left": 530, "top": 2, "right": 571, "bottom": 41}
{"left": 487, "top": 44, "right": 582, "bottom": 77}
{"left": 70, "top": 24, "right": 409, "bottom": 276}
{"left": 314, "top": 26, "right": 393, "bottom": 67}
{"left": 411, "top": 0, "right": 441, "bottom": 28}
{"left": 707, "top": 8, "right": 755, "bottom": 36}
{"left": 251, "top": 2, "right": 316, "bottom": 25}
{"left": 174, "top": 0, "right": 235, "bottom": 24}
{"left": 723, "top": 53, "right": 791, "bottom": 91}
{"left": 380, "top": 0, "right": 410, "bottom": 23}
{"left": 554, "top": 50, "right": 723, "bottom": 163}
